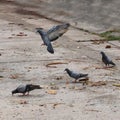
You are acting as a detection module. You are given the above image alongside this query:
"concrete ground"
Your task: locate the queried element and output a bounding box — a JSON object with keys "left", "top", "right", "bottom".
{"left": 0, "top": 1, "right": 120, "bottom": 120}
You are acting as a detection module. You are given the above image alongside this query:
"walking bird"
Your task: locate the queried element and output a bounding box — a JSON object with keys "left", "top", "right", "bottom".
{"left": 12, "top": 84, "right": 42, "bottom": 96}
{"left": 64, "top": 68, "right": 88, "bottom": 83}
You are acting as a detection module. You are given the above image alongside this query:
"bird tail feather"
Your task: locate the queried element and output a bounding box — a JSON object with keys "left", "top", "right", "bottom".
{"left": 110, "top": 61, "right": 116, "bottom": 66}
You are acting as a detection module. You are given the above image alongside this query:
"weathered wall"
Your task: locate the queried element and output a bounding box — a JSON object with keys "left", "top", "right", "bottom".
{"left": 14, "top": 0, "right": 120, "bottom": 32}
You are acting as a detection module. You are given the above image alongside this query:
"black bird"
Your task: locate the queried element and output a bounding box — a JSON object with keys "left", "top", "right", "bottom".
{"left": 12, "top": 84, "right": 42, "bottom": 96}
{"left": 64, "top": 68, "right": 88, "bottom": 83}
{"left": 47, "top": 23, "right": 70, "bottom": 42}
{"left": 100, "top": 51, "right": 115, "bottom": 67}
{"left": 36, "top": 28, "right": 54, "bottom": 54}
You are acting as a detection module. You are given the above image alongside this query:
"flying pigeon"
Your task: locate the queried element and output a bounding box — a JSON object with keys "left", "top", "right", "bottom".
{"left": 64, "top": 68, "right": 88, "bottom": 83}
{"left": 47, "top": 23, "right": 70, "bottom": 42}
{"left": 12, "top": 84, "right": 42, "bottom": 96}
{"left": 37, "top": 23, "right": 70, "bottom": 42}
{"left": 100, "top": 51, "right": 115, "bottom": 67}
{"left": 36, "top": 28, "right": 54, "bottom": 54}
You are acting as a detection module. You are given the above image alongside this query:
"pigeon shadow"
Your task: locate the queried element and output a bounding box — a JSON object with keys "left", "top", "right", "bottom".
{"left": 16, "top": 94, "right": 45, "bottom": 98}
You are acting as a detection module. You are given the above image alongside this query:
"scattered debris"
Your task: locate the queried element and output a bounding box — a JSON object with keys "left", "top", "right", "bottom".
{"left": 69, "top": 86, "right": 85, "bottom": 90}
{"left": 52, "top": 103, "right": 62, "bottom": 109}
{"left": 113, "top": 84, "right": 120, "bottom": 87}
{"left": 115, "top": 58, "right": 120, "bottom": 60}
{"left": 55, "top": 76, "right": 63, "bottom": 80}
{"left": 85, "top": 109, "right": 101, "bottom": 112}
{"left": 46, "top": 62, "right": 68, "bottom": 68}
{"left": 9, "top": 74, "right": 19, "bottom": 79}
{"left": 16, "top": 32, "right": 27, "bottom": 37}
{"left": 17, "top": 23, "right": 24, "bottom": 26}
{"left": 105, "top": 45, "right": 111, "bottom": 48}
{"left": 50, "top": 86, "right": 59, "bottom": 90}
{"left": 46, "top": 90, "right": 57, "bottom": 95}
{"left": 19, "top": 100, "right": 28, "bottom": 104}
{"left": 89, "top": 81, "right": 107, "bottom": 87}
{"left": 0, "top": 76, "right": 4, "bottom": 78}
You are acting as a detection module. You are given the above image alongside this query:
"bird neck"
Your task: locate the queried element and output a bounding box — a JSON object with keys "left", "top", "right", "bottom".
{"left": 66, "top": 69, "right": 71, "bottom": 75}
{"left": 12, "top": 89, "right": 18, "bottom": 94}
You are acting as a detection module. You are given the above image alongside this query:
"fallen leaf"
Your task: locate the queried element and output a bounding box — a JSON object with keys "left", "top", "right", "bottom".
{"left": 47, "top": 90, "right": 57, "bottom": 95}
{"left": 9, "top": 74, "right": 19, "bottom": 79}
{"left": 90, "top": 81, "right": 106, "bottom": 87}
{"left": 105, "top": 45, "right": 111, "bottom": 48}
{"left": 113, "top": 84, "right": 120, "bottom": 87}
{"left": 52, "top": 103, "right": 65, "bottom": 109}
{"left": 50, "top": 86, "right": 59, "bottom": 90}
{"left": 19, "top": 100, "right": 28, "bottom": 104}
{"left": 56, "top": 76, "right": 63, "bottom": 80}
{"left": 0, "top": 76, "right": 3, "bottom": 78}
{"left": 46, "top": 62, "right": 68, "bottom": 68}
{"left": 85, "top": 109, "right": 101, "bottom": 112}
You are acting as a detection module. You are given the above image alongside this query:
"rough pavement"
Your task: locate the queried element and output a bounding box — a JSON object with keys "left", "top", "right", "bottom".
{"left": 0, "top": 1, "right": 120, "bottom": 120}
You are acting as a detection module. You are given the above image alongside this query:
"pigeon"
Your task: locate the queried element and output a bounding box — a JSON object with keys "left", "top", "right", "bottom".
{"left": 36, "top": 28, "right": 54, "bottom": 54}
{"left": 12, "top": 84, "right": 42, "bottom": 96}
{"left": 100, "top": 51, "right": 116, "bottom": 67}
{"left": 37, "top": 23, "right": 70, "bottom": 42}
{"left": 64, "top": 68, "right": 88, "bottom": 83}
{"left": 47, "top": 23, "right": 70, "bottom": 42}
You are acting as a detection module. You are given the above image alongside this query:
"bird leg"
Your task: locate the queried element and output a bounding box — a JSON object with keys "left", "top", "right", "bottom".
{"left": 26, "top": 92, "right": 29, "bottom": 96}
{"left": 22, "top": 93, "right": 26, "bottom": 96}
{"left": 41, "top": 43, "right": 45, "bottom": 46}
{"left": 74, "top": 79, "right": 77, "bottom": 83}
{"left": 66, "top": 79, "right": 69, "bottom": 84}
{"left": 72, "top": 79, "right": 77, "bottom": 83}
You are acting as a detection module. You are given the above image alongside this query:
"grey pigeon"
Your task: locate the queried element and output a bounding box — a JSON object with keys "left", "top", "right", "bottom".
{"left": 47, "top": 23, "right": 70, "bottom": 42}
{"left": 37, "top": 23, "right": 70, "bottom": 42}
{"left": 36, "top": 28, "right": 54, "bottom": 54}
{"left": 12, "top": 84, "right": 42, "bottom": 96}
{"left": 100, "top": 51, "right": 115, "bottom": 67}
{"left": 64, "top": 68, "right": 88, "bottom": 83}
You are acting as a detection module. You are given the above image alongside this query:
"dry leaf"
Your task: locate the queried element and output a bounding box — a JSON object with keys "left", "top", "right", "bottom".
{"left": 47, "top": 90, "right": 57, "bottom": 95}
{"left": 19, "top": 100, "right": 28, "bottom": 104}
{"left": 10, "top": 74, "right": 19, "bottom": 79}
{"left": 46, "top": 62, "right": 68, "bottom": 68}
{"left": 90, "top": 81, "right": 106, "bottom": 87}
{"left": 105, "top": 45, "right": 111, "bottom": 48}
{"left": 52, "top": 103, "right": 65, "bottom": 109}
{"left": 0, "top": 76, "right": 3, "bottom": 78}
{"left": 56, "top": 76, "right": 63, "bottom": 80}
{"left": 113, "top": 84, "right": 120, "bottom": 87}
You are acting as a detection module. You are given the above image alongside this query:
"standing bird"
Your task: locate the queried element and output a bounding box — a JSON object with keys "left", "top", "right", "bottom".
{"left": 12, "top": 84, "right": 42, "bottom": 96}
{"left": 47, "top": 23, "right": 70, "bottom": 42}
{"left": 36, "top": 28, "right": 54, "bottom": 54}
{"left": 64, "top": 68, "right": 88, "bottom": 83}
{"left": 100, "top": 51, "right": 115, "bottom": 67}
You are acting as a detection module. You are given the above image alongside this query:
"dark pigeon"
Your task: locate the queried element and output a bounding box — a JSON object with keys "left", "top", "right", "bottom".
{"left": 36, "top": 28, "right": 54, "bottom": 54}
{"left": 100, "top": 51, "right": 115, "bottom": 67}
{"left": 37, "top": 23, "right": 70, "bottom": 42}
{"left": 64, "top": 68, "right": 88, "bottom": 83}
{"left": 12, "top": 84, "right": 42, "bottom": 96}
{"left": 47, "top": 23, "right": 70, "bottom": 42}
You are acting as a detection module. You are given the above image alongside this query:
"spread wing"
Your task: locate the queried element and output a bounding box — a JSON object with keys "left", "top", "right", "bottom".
{"left": 47, "top": 23, "right": 70, "bottom": 42}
